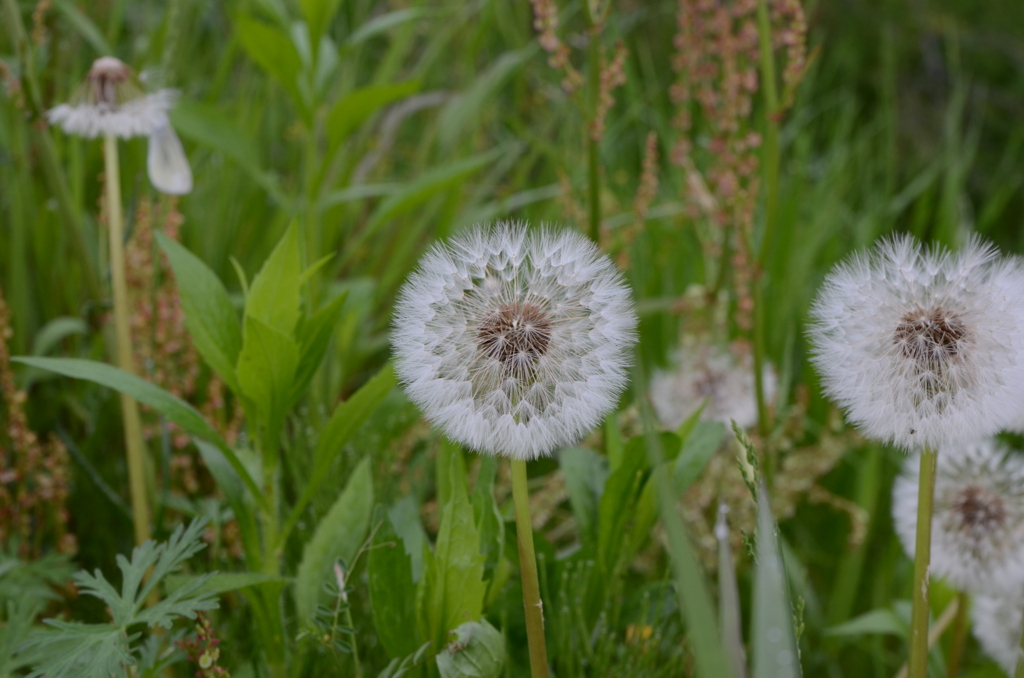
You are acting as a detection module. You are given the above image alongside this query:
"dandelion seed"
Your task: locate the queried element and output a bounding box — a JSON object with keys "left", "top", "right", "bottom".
{"left": 972, "top": 591, "right": 1024, "bottom": 675}
{"left": 893, "top": 438, "right": 1024, "bottom": 593}
{"left": 391, "top": 222, "right": 637, "bottom": 460}
{"left": 649, "top": 341, "right": 775, "bottom": 430}
{"left": 807, "top": 234, "right": 1024, "bottom": 450}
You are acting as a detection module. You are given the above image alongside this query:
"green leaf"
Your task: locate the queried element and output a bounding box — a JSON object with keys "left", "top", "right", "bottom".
{"left": 300, "top": 0, "right": 344, "bottom": 44}
{"left": 10, "top": 358, "right": 264, "bottom": 508}
{"left": 280, "top": 363, "right": 397, "bottom": 546}
{"left": 435, "top": 619, "right": 505, "bottom": 678}
{"left": 438, "top": 49, "right": 531, "bottom": 150}
{"left": 326, "top": 80, "right": 421, "bottom": 150}
{"left": 31, "top": 317, "right": 87, "bottom": 356}
{"left": 675, "top": 421, "right": 725, "bottom": 492}
{"left": 824, "top": 608, "right": 905, "bottom": 637}
{"left": 165, "top": 572, "right": 286, "bottom": 597}
{"left": 752, "top": 481, "right": 802, "bottom": 678}
{"left": 598, "top": 435, "right": 657, "bottom": 574}
{"left": 51, "top": 0, "right": 112, "bottom": 55}
{"left": 236, "top": 315, "right": 300, "bottom": 441}
{"left": 234, "top": 14, "right": 303, "bottom": 100}
{"left": 245, "top": 222, "right": 303, "bottom": 336}
{"left": 471, "top": 455, "right": 504, "bottom": 583}
{"left": 156, "top": 232, "right": 242, "bottom": 392}
{"left": 417, "top": 462, "right": 486, "bottom": 649}
{"left": 368, "top": 510, "right": 419, "bottom": 658}
{"left": 436, "top": 438, "right": 467, "bottom": 512}
{"left": 288, "top": 290, "right": 349, "bottom": 410}
{"left": 560, "top": 447, "right": 608, "bottom": 545}
{"left": 193, "top": 440, "right": 262, "bottom": 569}
{"left": 295, "top": 457, "right": 375, "bottom": 624}
{"left": 343, "top": 8, "right": 431, "bottom": 48}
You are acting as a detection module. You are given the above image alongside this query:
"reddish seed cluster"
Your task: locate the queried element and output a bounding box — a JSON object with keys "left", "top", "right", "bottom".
{"left": 0, "top": 290, "right": 75, "bottom": 557}
{"left": 176, "top": 613, "right": 230, "bottom": 678}
{"left": 529, "top": 0, "right": 583, "bottom": 92}
{"left": 590, "top": 40, "right": 628, "bottom": 141}
{"left": 613, "top": 131, "right": 661, "bottom": 268}
{"left": 31, "top": 0, "right": 51, "bottom": 47}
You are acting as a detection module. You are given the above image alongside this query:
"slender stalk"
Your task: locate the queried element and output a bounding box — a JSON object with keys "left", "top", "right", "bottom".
{"left": 584, "top": 3, "right": 602, "bottom": 245}
{"left": 1015, "top": 603, "right": 1024, "bottom": 678}
{"left": 908, "top": 447, "right": 938, "bottom": 678}
{"left": 511, "top": 459, "right": 549, "bottom": 678}
{"left": 945, "top": 592, "right": 968, "bottom": 678}
{"left": 104, "top": 134, "right": 151, "bottom": 547}
{"left": 894, "top": 594, "right": 960, "bottom": 678}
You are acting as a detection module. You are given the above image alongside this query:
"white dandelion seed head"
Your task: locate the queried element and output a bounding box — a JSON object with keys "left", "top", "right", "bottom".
{"left": 973, "top": 592, "right": 1024, "bottom": 674}
{"left": 808, "top": 234, "right": 1024, "bottom": 451}
{"left": 649, "top": 341, "right": 776, "bottom": 431}
{"left": 892, "top": 439, "right": 1024, "bottom": 594}
{"left": 391, "top": 222, "right": 638, "bottom": 460}
{"left": 47, "top": 56, "right": 177, "bottom": 139}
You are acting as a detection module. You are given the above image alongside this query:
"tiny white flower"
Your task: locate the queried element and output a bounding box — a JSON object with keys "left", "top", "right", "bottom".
{"left": 649, "top": 341, "right": 775, "bottom": 430}
{"left": 47, "top": 56, "right": 176, "bottom": 139}
{"left": 392, "top": 222, "right": 637, "bottom": 460}
{"left": 807, "top": 234, "right": 1024, "bottom": 451}
{"left": 893, "top": 438, "right": 1024, "bottom": 594}
{"left": 973, "top": 591, "right": 1024, "bottom": 675}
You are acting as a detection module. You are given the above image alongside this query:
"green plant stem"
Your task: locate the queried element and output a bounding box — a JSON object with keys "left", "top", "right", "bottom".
{"left": 908, "top": 446, "right": 938, "bottom": 678}
{"left": 584, "top": 4, "right": 602, "bottom": 245}
{"left": 895, "top": 595, "right": 961, "bottom": 678}
{"left": 511, "top": 459, "right": 549, "bottom": 678}
{"left": 104, "top": 134, "right": 151, "bottom": 547}
{"left": 946, "top": 592, "right": 968, "bottom": 678}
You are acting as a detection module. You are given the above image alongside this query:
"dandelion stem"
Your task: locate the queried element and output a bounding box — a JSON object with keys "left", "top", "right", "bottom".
{"left": 584, "top": 4, "right": 602, "bottom": 245}
{"left": 894, "top": 594, "right": 960, "bottom": 678}
{"left": 511, "top": 459, "right": 549, "bottom": 678}
{"left": 908, "top": 446, "right": 938, "bottom": 678}
{"left": 946, "top": 592, "right": 968, "bottom": 678}
{"left": 104, "top": 133, "right": 151, "bottom": 547}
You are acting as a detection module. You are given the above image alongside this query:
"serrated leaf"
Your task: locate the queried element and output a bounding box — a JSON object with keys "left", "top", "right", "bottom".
{"left": 295, "top": 457, "right": 374, "bottom": 623}
{"left": 245, "top": 222, "right": 303, "bottom": 336}
{"left": 156, "top": 232, "right": 242, "bottom": 392}
{"left": 435, "top": 619, "right": 505, "bottom": 678}
{"left": 23, "top": 622, "right": 130, "bottom": 678}
{"left": 369, "top": 509, "right": 419, "bottom": 657}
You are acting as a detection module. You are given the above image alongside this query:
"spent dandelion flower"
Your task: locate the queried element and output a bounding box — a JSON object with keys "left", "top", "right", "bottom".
{"left": 808, "top": 234, "right": 1024, "bottom": 452}
{"left": 893, "top": 439, "right": 1024, "bottom": 594}
{"left": 392, "top": 222, "right": 637, "bottom": 461}
{"left": 972, "top": 592, "right": 1024, "bottom": 675}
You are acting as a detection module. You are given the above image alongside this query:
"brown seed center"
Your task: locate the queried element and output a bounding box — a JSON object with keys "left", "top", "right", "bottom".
{"left": 476, "top": 302, "right": 552, "bottom": 371}
{"left": 88, "top": 57, "right": 132, "bottom": 107}
{"left": 893, "top": 307, "right": 967, "bottom": 367}
{"left": 952, "top": 485, "right": 1006, "bottom": 534}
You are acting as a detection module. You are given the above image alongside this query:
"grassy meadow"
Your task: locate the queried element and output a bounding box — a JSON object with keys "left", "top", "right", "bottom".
{"left": 2, "top": 0, "right": 1024, "bottom": 676}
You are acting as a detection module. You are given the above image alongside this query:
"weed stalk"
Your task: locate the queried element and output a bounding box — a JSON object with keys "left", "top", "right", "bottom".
{"left": 512, "top": 458, "right": 550, "bottom": 678}
{"left": 908, "top": 446, "right": 937, "bottom": 678}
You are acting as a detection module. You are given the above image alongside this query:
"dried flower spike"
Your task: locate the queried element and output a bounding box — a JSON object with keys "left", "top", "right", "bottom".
{"left": 47, "top": 56, "right": 176, "bottom": 139}
{"left": 392, "top": 222, "right": 637, "bottom": 460}
{"left": 808, "top": 234, "right": 1024, "bottom": 451}
{"left": 893, "top": 439, "right": 1024, "bottom": 594}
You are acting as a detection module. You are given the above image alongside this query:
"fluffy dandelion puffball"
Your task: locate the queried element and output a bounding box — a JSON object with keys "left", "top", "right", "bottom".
{"left": 972, "top": 592, "right": 1024, "bottom": 674}
{"left": 893, "top": 438, "right": 1024, "bottom": 593}
{"left": 649, "top": 342, "right": 775, "bottom": 430}
{"left": 392, "top": 223, "right": 637, "bottom": 460}
{"left": 48, "top": 56, "right": 176, "bottom": 139}
{"left": 808, "top": 234, "right": 1024, "bottom": 451}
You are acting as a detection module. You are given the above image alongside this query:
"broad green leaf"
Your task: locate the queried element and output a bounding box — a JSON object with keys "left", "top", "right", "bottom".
{"left": 287, "top": 291, "right": 349, "bottom": 410}
{"left": 824, "top": 608, "right": 905, "bottom": 637}
{"left": 436, "top": 438, "right": 467, "bottom": 512}
{"left": 389, "top": 495, "right": 427, "bottom": 583}
{"left": 245, "top": 222, "right": 303, "bottom": 336}
{"left": 438, "top": 48, "right": 531, "bottom": 150}
{"left": 10, "top": 358, "right": 264, "bottom": 508}
{"left": 156, "top": 232, "right": 242, "bottom": 392}
{"left": 280, "top": 363, "right": 397, "bottom": 546}
{"left": 471, "top": 455, "right": 503, "bottom": 583}
{"left": 170, "top": 101, "right": 260, "bottom": 170}
{"left": 752, "top": 481, "right": 802, "bottom": 678}
{"left": 368, "top": 509, "right": 419, "bottom": 658}
{"left": 343, "top": 8, "right": 431, "bottom": 48}
{"left": 234, "top": 15, "right": 303, "bottom": 99}
{"left": 417, "top": 463, "right": 486, "bottom": 649}
{"left": 326, "top": 80, "right": 421, "bottom": 150}
{"left": 435, "top": 619, "right": 505, "bottom": 678}
{"left": 52, "top": 0, "right": 113, "bottom": 55}
{"left": 675, "top": 421, "right": 725, "bottom": 492}
{"left": 164, "top": 573, "right": 286, "bottom": 597}
{"left": 236, "top": 316, "right": 300, "bottom": 442}
{"left": 295, "top": 457, "right": 375, "bottom": 624}
{"left": 194, "top": 441, "right": 263, "bottom": 569}
{"left": 560, "top": 447, "right": 608, "bottom": 545}
{"left": 300, "top": 0, "right": 344, "bottom": 44}
{"left": 31, "top": 317, "right": 87, "bottom": 356}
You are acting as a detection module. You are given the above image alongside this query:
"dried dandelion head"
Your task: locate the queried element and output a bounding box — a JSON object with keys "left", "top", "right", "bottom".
{"left": 392, "top": 222, "right": 637, "bottom": 460}
{"left": 893, "top": 439, "right": 1024, "bottom": 593}
{"left": 47, "top": 56, "right": 176, "bottom": 139}
{"left": 972, "top": 592, "right": 1024, "bottom": 674}
{"left": 808, "top": 235, "right": 1024, "bottom": 450}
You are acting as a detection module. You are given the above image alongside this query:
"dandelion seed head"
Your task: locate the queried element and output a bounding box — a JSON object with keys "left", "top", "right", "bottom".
{"left": 973, "top": 592, "right": 1024, "bottom": 674}
{"left": 892, "top": 438, "right": 1024, "bottom": 593}
{"left": 808, "top": 234, "right": 1024, "bottom": 450}
{"left": 392, "top": 222, "right": 637, "bottom": 460}
{"left": 47, "top": 56, "right": 176, "bottom": 139}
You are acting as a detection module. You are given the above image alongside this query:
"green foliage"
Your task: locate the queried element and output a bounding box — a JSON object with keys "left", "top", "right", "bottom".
{"left": 18, "top": 519, "right": 217, "bottom": 678}
{"left": 435, "top": 620, "right": 505, "bottom": 678}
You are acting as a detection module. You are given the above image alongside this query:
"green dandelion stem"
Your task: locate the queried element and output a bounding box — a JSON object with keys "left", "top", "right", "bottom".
{"left": 908, "top": 446, "right": 938, "bottom": 678}
{"left": 946, "top": 592, "right": 968, "bottom": 678}
{"left": 511, "top": 458, "right": 549, "bottom": 678}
